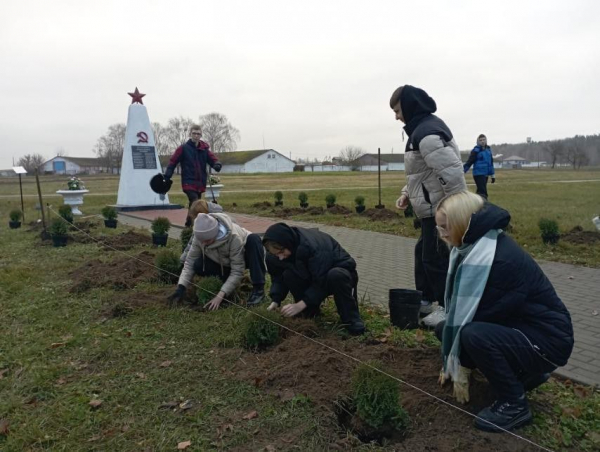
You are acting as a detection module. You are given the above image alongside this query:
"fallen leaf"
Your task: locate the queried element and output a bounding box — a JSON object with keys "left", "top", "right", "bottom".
{"left": 243, "top": 410, "right": 258, "bottom": 420}
{"left": 136, "top": 372, "right": 147, "bottom": 380}
{"left": 0, "top": 419, "right": 9, "bottom": 436}
{"left": 125, "top": 331, "right": 132, "bottom": 337}
{"left": 177, "top": 440, "right": 192, "bottom": 450}
{"left": 573, "top": 385, "right": 591, "bottom": 399}
{"left": 87, "top": 435, "right": 102, "bottom": 442}
{"left": 50, "top": 342, "right": 67, "bottom": 349}
{"left": 562, "top": 406, "right": 582, "bottom": 418}
{"left": 217, "top": 423, "right": 234, "bottom": 438}
{"left": 157, "top": 345, "right": 166, "bottom": 350}
{"left": 89, "top": 399, "right": 103, "bottom": 408}
{"left": 0, "top": 369, "right": 8, "bottom": 379}
{"left": 121, "top": 425, "right": 130, "bottom": 432}
{"left": 588, "top": 431, "right": 600, "bottom": 443}
{"left": 414, "top": 329, "right": 425, "bottom": 342}
{"left": 159, "top": 401, "right": 179, "bottom": 410}
{"left": 159, "top": 361, "right": 172, "bottom": 368}
{"left": 179, "top": 400, "right": 193, "bottom": 411}
{"left": 254, "top": 377, "right": 263, "bottom": 388}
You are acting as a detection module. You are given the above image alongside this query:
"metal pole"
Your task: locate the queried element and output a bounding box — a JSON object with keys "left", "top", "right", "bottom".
{"left": 19, "top": 173, "right": 25, "bottom": 222}
{"left": 35, "top": 169, "right": 47, "bottom": 236}
{"left": 376, "top": 147, "right": 384, "bottom": 209}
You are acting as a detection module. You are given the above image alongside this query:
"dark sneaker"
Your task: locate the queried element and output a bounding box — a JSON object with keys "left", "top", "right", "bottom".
{"left": 474, "top": 398, "right": 532, "bottom": 432}
{"left": 521, "top": 372, "right": 550, "bottom": 392}
{"left": 246, "top": 290, "right": 265, "bottom": 307}
{"left": 347, "top": 321, "right": 366, "bottom": 336}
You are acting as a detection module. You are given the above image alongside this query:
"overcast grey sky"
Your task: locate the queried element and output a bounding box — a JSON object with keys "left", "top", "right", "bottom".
{"left": 1, "top": 0, "right": 599, "bottom": 169}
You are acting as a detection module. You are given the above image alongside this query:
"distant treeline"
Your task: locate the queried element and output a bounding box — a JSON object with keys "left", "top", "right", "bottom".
{"left": 489, "top": 134, "right": 600, "bottom": 169}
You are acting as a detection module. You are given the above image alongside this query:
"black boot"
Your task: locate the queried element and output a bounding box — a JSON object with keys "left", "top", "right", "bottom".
{"left": 334, "top": 297, "right": 365, "bottom": 336}
{"left": 246, "top": 289, "right": 266, "bottom": 307}
{"left": 474, "top": 396, "right": 532, "bottom": 432}
{"left": 520, "top": 372, "right": 550, "bottom": 392}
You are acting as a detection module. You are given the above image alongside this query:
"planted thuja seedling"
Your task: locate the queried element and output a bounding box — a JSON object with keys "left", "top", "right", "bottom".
{"left": 325, "top": 193, "right": 337, "bottom": 208}
{"left": 274, "top": 191, "right": 284, "bottom": 207}
{"left": 197, "top": 276, "right": 224, "bottom": 307}
{"left": 101, "top": 206, "right": 118, "bottom": 228}
{"left": 151, "top": 216, "right": 171, "bottom": 247}
{"left": 9, "top": 209, "right": 23, "bottom": 229}
{"left": 241, "top": 308, "right": 282, "bottom": 351}
{"left": 298, "top": 191, "right": 309, "bottom": 208}
{"left": 58, "top": 204, "right": 74, "bottom": 224}
{"left": 538, "top": 218, "right": 560, "bottom": 245}
{"left": 355, "top": 195, "right": 366, "bottom": 214}
{"left": 155, "top": 249, "right": 181, "bottom": 283}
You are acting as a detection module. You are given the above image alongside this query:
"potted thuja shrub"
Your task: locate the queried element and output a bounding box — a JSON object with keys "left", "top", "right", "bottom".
{"left": 101, "top": 206, "right": 118, "bottom": 228}
{"left": 58, "top": 205, "right": 74, "bottom": 224}
{"left": 9, "top": 209, "right": 22, "bottom": 229}
{"left": 325, "top": 193, "right": 337, "bottom": 209}
{"left": 274, "top": 191, "right": 284, "bottom": 207}
{"left": 49, "top": 218, "right": 68, "bottom": 247}
{"left": 151, "top": 216, "right": 171, "bottom": 247}
{"left": 298, "top": 192, "right": 309, "bottom": 209}
{"left": 355, "top": 195, "right": 366, "bottom": 214}
{"left": 539, "top": 218, "right": 560, "bottom": 245}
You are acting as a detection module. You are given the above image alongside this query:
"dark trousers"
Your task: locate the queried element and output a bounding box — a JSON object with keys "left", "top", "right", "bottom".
{"left": 414, "top": 216, "right": 450, "bottom": 305}
{"left": 184, "top": 190, "right": 202, "bottom": 227}
{"left": 193, "top": 234, "right": 266, "bottom": 287}
{"left": 435, "top": 321, "right": 558, "bottom": 401}
{"left": 473, "top": 176, "right": 489, "bottom": 199}
{"left": 266, "top": 255, "right": 362, "bottom": 323}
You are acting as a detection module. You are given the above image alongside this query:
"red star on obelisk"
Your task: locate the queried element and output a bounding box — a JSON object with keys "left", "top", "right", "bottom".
{"left": 128, "top": 87, "right": 146, "bottom": 105}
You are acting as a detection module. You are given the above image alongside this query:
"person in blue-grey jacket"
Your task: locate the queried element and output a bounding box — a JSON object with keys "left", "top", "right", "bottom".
{"left": 464, "top": 134, "right": 495, "bottom": 199}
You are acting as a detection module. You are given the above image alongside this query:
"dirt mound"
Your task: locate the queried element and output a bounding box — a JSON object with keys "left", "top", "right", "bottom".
{"left": 223, "top": 333, "right": 533, "bottom": 451}
{"left": 69, "top": 251, "right": 157, "bottom": 293}
{"left": 562, "top": 226, "right": 600, "bottom": 245}
{"left": 252, "top": 201, "right": 272, "bottom": 209}
{"left": 364, "top": 208, "right": 398, "bottom": 221}
{"left": 326, "top": 205, "right": 352, "bottom": 215}
{"left": 272, "top": 207, "right": 305, "bottom": 217}
{"left": 101, "top": 287, "right": 172, "bottom": 319}
{"left": 306, "top": 206, "right": 324, "bottom": 215}
{"left": 97, "top": 230, "right": 150, "bottom": 251}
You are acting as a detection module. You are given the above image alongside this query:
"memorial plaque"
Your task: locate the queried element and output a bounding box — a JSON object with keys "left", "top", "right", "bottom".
{"left": 131, "top": 145, "right": 157, "bottom": 169}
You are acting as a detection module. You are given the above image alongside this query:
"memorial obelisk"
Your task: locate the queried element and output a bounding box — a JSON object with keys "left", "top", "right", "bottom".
{"left": 115, "top": 88, "right": 177, "bottom": 210}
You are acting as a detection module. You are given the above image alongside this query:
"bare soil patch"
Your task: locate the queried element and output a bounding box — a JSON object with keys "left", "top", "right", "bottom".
{"left": 252, "top": 201, "right": 273, "bottom": 209}
{"left": 562, "top": 226, "right": 600, "bottom": 245}
{"left": 69, "top": 251, "right": 157, "bottom": 293}
{"left": 327, "top": 205, "right": 352, "bottom": 215}
{"left": 364, "top": 208, "right": 399, "bottom": 221}
{"left": 221, "top": 331, "right": 537, "bottom": 451}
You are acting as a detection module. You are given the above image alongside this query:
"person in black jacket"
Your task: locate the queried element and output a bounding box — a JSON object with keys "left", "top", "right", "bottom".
{"left": 164, "top": 124, "right": 222, "bottom": 225}
{"left": 262, "top": 223, "right": 365, "bottom": 335}
{"left": 434, "top": 191, "right": 574, "bottom": 432}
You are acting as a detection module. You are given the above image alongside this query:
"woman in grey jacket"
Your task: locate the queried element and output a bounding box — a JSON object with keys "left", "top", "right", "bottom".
{"left": 389, "top": 85, "right": 467, "bottom": 327}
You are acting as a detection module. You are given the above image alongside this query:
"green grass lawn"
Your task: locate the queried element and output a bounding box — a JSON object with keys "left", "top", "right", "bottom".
{"left": 1, "top": 219, "right": 598, "bottom": 451}
{"left": 1, "top": 169, "right": 599, "bottom": 268}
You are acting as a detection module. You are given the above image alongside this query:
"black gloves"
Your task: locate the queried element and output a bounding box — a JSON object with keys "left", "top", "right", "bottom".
{"left": 491, "top": 177, "right": 496, "bottom": 184}
{"left": 213, "top": 162, "right": 222, "bottom": 172}
{"left": 167, "top": 284, "right": 186, "bottom": 306}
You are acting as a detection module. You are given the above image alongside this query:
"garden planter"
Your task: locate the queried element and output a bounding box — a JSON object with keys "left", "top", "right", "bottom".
{"left": 51, "top": 234, "right": 68, "bottom": 247}
{"left": 152, "top": 233, "right": 168, "bottom": 247}
{"left": 355, "top": 205, "right": 366, "bottom": 214}
{"left": 389, "top": 289, "right": 422, "bottom": 329}
{"left": 9, "top": 221, "right": 21, "bottom": 229}
{"left": 300, "top": 202, "right": 309, "bottom": 209}
{"left": 56, "top": 189, "right": 89, "bottom": 215}
{"left": 104, "top": 219, "right": 118, "bottom": 228}
{"left": 206, "top": 184, "right": 223, "bottom": 200}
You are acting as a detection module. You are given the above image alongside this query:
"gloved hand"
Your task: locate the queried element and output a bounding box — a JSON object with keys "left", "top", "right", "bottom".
{"left": 491, "top": 177, "right": 496, "bottom": 184}
{"left": 213, "top": 162, "right": 222, "bottom": 172}
{"left": 167, "top": 284, "right": 186, "bottom": 307}
{"left": 452, "top": 366, "right": 471, "bottom": 404}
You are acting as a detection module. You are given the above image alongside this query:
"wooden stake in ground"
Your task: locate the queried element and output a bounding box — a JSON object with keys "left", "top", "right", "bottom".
{"left": 35, "top": 169, "right": 47, "bottom": 237}
{"left": 376, "top": 147, "right": 385, "bottom": 209}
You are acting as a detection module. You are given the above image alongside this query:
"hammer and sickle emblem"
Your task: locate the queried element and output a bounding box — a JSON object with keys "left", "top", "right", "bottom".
{"left": 137, "top": 131, "right": 149, "bottom": 143}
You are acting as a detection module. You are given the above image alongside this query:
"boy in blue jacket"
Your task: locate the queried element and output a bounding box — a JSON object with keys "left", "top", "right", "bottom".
{"left": 464, "top": 134, "right": 495, "bottom": 199}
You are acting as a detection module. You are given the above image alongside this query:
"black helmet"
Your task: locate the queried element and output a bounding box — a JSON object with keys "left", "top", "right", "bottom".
{"left": 150, "top": 173, "right": 172, "bottom": 194}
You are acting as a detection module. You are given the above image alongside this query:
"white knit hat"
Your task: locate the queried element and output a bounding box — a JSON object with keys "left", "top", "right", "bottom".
{"left": 194, "top": 214, "right": 219, "bottom": 241}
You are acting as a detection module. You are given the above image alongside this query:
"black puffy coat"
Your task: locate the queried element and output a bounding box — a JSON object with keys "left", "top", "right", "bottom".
{"left": 263, "top": 224, "right": 356, "bottom": 307}
{"left": 465, "top": 203, "right": 574, "bottom": 366}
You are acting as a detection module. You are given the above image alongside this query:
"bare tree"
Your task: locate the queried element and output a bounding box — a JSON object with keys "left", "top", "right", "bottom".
{"left": 55, "top": 147, "right": 68, "bottom": 157}
{"left": 338, "top": 146, "right": 365, "bottom": 170}
{"left": 566, "top": 136, "right": 589, "bottom": 169}
{"left": 17, "top": 153, "right": 45, "bottom": 173}
{"left": 165, "top": 116, "right": 195, "bottom": 151}
{"left": 543, "top": 140, "right": 565, "bottom": 169}
{"left": 152, "top": 122, "right": 171, "bottom": 158}
{"left": 93, "top": 123, "right": 126, "bottom": 174}
{"left": 199, "top": 112, "right": 240, "bottom": 153}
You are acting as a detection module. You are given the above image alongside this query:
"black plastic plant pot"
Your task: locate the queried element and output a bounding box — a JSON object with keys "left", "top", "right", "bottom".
{"left": 51, "top": 234, "right": 68, "bottom": 247}
{"left": 104, "top": 219, "right": 118, "bottom": 228}
{"left": 413, "top": 218, "right": 422, "bottom": 230}
{"left": 326, "top": 204, "right": 335, "bottom": 209}
{"left": 152, "top": 233, "right": 168, "bottom": 247}
{"left": 355, "top": 205, "right": 366, "bottom": 214}
{"left": 300, "top": 203, "right": 309, "bottom": 209}
{"left": 542, "top": 233, "right": 560, "bottom": 245}
{"left": 275, "top": 201, "right": 283, "bottom": 207}
{"left": 389, "top": 288, "right": 422, "bottom": 330}
{"left": 404, "top": 210, "right": 414, "bottom": 218}
{"left": 9, "top": 221, "right": 21, "bottom": 229}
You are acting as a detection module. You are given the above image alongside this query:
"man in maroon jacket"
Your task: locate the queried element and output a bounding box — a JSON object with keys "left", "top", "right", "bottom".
{"left": 164, "top": 124, "right": 222, "bottom": 225}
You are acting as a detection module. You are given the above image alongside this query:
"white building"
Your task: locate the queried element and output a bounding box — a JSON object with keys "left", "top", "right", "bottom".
{"left": 217, "top": 149, "right": 295, "bottom": 173}
{"left": 41, "top": 156, "right": 110, "bottom": 175}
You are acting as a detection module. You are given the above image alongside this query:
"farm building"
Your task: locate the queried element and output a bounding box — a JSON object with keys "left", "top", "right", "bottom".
{"left": 354, "top": 153, "right": 405, "bottom": 171}
{"left": 502, "top": 155, "right": 529, "bottom": 168}
{"left": 41, "top": 156, "right": 109, "bottom": 175}
{"left": 215, "top": 149, "right": 295, "bottom": 173}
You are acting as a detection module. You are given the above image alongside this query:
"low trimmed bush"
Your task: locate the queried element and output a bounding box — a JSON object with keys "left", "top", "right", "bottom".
{"left": 298, "top": 192, "right": 308, "bottom": 204}
{"left": 155, "top": 249, "right": 181, "bottom": 283}
{"left": 241, "top": 308, "right": 282, "bottom": 351}
{"left": 538, "top": 218, "right": 560, "bottom": 245}
{"left": 354, "top": 195, "right": 365, "bottom": 206}
{"left": 49, "top": 218, "right": 68, "bottom": 236}
{"left": 58, "top": 205, "right": 74, "bottom": 223}
{"left": 101, "top": 205, "right": 118, "bottom": 220}
{"left": 351, "top": 361, "right": 409, "bottom": 430}
{"left": 197, "top": 276, "right": 224, "bottom": 306}
{"left": 9, "top": 210, "right": 23, "bottom": 222}
{"left": 180, "top": 227, "right": 193, "bottom": 251}
{"left": 151, "top": 216, "right": 171, "bottom": 235}
{"left": 325, "top": 193, "right": 337, "bottom": 207}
